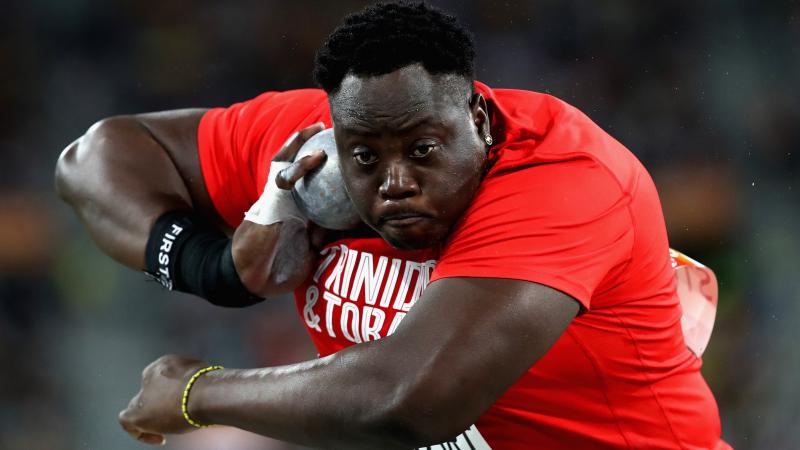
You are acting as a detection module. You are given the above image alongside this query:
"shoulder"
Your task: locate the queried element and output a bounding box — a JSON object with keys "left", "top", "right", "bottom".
{"left": 476, "top": 81, "right": 643, "bottom": 196}
{"left": 198, "top": 87, "right": 332, "bottom": 159}
{"left": 435, "top": 157, "right": 635, "bottom": 308}
{"left": 464, "top": 157, "right": 629, "bottom": 235}
{"left": 244, "top": 88, "right": 329, "bottom": 113}
{"left": 201, "top": 88, "right": 329, "bottom": 129}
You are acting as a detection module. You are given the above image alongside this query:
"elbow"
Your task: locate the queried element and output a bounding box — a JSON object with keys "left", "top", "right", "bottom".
{"left": 54, "top": 116, "right": 130, "bottom": 204}
{"left": 54, "top": 136, "right": 82, "bottom": 204}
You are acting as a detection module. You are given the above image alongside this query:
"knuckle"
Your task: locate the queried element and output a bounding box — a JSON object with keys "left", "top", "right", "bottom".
{"left": 153, "top": 354, "right": 177, "bottom": 370}
{"left": 158, "top": 353, "right": 177, "bottom": 363}
{"left": 285, "top": 164, "right": 303, "bottom": 181}
{"left": 146, "top": 354, "right": 170, "bottom": 372}
{"left": 119, "top": 409, "right": 136, "bottom": 429}
{"left": 299, "top": 124, "right": 323, "bottom": 138}
{"left": 275, "top": 171, "right": 291, "bottom": 188}
{"left": 127, "top": 392, "right": 142, "bottom": 410}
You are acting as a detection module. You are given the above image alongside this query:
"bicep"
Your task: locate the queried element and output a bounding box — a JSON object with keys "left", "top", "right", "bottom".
{"left": 384, "top": 276, "right": 578, "bottom": 433}
{"left": 134, "top": 109, "right": 231, "bottom": 233}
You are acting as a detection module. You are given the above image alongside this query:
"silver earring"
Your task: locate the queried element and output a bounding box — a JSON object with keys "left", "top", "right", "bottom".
{"left": 484, "top": 134, "right": 493, "bottom": 146}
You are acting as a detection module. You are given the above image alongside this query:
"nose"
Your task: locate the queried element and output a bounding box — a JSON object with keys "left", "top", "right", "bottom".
{"left": 379, "top": 163, "right": 420, "bottom": 200}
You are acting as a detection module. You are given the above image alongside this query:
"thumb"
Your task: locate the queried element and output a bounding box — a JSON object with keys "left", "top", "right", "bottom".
{"left": 138, "top": 432, "right": 167, "bottom": 446}
{"left": 275, "top": 150, "right": 327, "bottom": 190}
{"left": 120, "top": 408, "right": 166, "bottom": 446}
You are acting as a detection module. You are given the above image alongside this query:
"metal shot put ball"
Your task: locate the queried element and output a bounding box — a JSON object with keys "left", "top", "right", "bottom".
{"left": 291, "top": 128, "right": 362, "bottom": 230}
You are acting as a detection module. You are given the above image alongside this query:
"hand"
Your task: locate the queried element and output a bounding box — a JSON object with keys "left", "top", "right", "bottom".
{"left": 272, "top": 121, "right": 328, "bottom": 184}
{"left": 118, "top": 355, "right": 208, "bottom": 446}
{"left": 271, "top": 121, "right": 331, "bottom": 250}
{"left": 232, "top": 122, "right": 330, "bottom": 297}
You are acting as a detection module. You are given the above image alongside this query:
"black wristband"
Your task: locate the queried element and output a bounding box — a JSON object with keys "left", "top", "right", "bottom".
{"left": 145, "top": 211, "right": 264, "bottom": 307}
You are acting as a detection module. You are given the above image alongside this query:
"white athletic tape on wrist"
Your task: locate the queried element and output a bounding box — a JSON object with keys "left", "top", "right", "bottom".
{"left": 244, "top": 161, "right": 307, "bottom": 226}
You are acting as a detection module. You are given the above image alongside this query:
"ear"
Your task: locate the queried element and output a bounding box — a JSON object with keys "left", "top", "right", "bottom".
{"left": 469, "top": 93, "right": 490, "bottom": 142}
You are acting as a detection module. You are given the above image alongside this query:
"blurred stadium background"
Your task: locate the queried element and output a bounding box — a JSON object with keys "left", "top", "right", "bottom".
{"left": 1, "top": 1, "right": 797, "bottom": 449}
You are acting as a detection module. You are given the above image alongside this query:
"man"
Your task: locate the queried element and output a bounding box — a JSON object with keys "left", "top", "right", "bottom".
{"left": 55, "top": 2, "right": 728, "bottom": 449}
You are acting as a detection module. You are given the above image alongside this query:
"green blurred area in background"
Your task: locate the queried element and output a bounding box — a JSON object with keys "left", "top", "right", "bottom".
{"left": 0, "top": 1, "right": 797, "bottom": 449}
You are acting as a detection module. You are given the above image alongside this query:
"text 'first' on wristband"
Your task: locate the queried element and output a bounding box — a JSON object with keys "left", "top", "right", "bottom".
{"left": 144, "top": 210, "right": 264, "bottom": 307}
{"left": 145, "top": 211, "right": 196, "bottom": 290}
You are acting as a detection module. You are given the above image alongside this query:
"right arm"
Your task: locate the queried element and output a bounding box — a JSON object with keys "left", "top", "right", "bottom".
{"left": 55, "top": 110, "right": 324, "bottom": 297}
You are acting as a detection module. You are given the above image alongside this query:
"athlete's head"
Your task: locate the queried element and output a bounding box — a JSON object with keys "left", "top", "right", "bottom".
{"left": 314, "top": 1, "right": 491, "bottom": 250}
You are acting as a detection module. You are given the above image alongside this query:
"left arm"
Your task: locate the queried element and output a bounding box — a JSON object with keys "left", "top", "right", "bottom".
{"left": 119, "top": 277, "right": 578, "bottom": 448}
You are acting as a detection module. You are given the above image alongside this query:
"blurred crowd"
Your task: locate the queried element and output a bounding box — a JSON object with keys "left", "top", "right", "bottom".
{"left": 1, "top": 1, "right": 797, "bottom": 449}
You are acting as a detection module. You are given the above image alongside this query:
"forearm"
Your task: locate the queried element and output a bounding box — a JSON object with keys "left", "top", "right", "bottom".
{"left": 231, "top": 219, "right": 315, "bottom": 296}
{"left": 184, "top": 279, "right": 578, "bottom": 448}
{"left": 190, "top": 340, "right": 420, "bottom": 449}
{"left": 119, "top": 279, "right": 578, "bottom": 447}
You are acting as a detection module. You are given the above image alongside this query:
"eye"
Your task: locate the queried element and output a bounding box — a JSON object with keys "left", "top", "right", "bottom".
{"left": 410, "top": 143, "right": 437, "bottom": 158}
{"left": 353, "top": 148, "right": 379, "bottom": 165}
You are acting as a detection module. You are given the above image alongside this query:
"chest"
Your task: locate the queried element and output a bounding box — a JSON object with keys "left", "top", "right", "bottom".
{"left": 293, "top": 238, "right": 437, "bottom": 356}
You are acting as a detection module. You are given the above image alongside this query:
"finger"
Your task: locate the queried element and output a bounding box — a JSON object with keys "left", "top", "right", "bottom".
{"left": 273, "top": 122, "right": 326, "bottom": 162}
{"left": 143, "top": 354, "right": 171, "bottom": 378}
{"left": 119, "top": 409, "right": 144, "bottom": 440}
{"left": 119, "top": 391, "right": 146, "bottom": 430}
{"left": 120, "top": 407, "right": 166, "bottom": 445}
{"left": 126, "top": 391, "right": 144, "bottom": 412}
{"left": 119, "top": 400, "right": 136, "bottom": 425}
{"left": 138, "top": 432, "right": 167, "bottom": 446}
{"left": 275, "top": 151, "right": 327, "bottom": 190}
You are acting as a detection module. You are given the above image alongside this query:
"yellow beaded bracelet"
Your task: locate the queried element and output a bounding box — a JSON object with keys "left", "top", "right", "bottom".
{"left": 181, "top": 365, "right": 224, "bottom": 428}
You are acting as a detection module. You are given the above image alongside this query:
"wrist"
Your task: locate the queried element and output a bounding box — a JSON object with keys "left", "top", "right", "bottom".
{"left": 144, "top": 210, "right": 264, "bottom": 307}
{"left": 232, "top": 220, "right": 311, "bottom": 297}
{"left": 183, "top": 365, "right": 225, "bottom": 428}
{"left": 185, "top": 367, "right": 234, "bottom": 427}
{"left": 230, "top": 221, "right": 277, "bottom": 296}
{"left": 244, "top": 161, "right": 307, "bottom": 226}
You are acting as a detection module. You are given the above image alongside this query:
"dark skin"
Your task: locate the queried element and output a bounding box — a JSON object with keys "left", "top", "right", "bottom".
{"left": 332, "top": 66, "right": 488, "bottom": 250}
{"left": 56, "top": 111, "right": 326, "bottom": 296}
{"left": 58, "top": 65, "right": 579, "bottom": 447}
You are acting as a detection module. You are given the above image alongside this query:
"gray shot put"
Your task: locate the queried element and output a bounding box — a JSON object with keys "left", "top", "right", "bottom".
{"left": 291, "top": 128, "right": 361, "bottom": 230}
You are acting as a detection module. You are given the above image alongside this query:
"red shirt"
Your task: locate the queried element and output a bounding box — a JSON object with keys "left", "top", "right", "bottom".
{"left": 197, "top": 82, "right": 728, "bottom": 449}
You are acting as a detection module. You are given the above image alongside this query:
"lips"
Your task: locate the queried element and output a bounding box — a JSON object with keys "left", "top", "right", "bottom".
{"left": 383, "top": 216, "right": 428, "bottom": 227}
{"left": 377, "top": 210, "right": 433, "bottom": 227}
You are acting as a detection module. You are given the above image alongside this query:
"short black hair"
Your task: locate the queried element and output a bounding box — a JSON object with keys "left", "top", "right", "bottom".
{"left": 313, "top": 1, "right": 475, "bottom": 94}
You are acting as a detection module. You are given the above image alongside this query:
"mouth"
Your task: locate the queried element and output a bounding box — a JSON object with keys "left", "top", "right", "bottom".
{"left": 377, "top": 211, "right": 433, "bottom": 228}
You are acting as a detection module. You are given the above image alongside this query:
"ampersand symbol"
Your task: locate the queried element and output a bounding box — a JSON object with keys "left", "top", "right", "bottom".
{"left": 304, "top": 286, "right": 322, "bottom": 332}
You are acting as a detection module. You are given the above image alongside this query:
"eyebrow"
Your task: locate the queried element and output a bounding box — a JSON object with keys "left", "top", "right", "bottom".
{"left": 338, "top": 114, "right": 439, "bottom": 137}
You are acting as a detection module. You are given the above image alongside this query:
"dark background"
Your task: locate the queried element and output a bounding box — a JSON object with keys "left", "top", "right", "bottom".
{"left": 1, "top": 1, "right": 798, "bottom": 449}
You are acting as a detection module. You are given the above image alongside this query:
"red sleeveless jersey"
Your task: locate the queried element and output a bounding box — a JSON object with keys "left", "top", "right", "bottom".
{"left": 197, "top": 82, "right": 729, "bottom": 449}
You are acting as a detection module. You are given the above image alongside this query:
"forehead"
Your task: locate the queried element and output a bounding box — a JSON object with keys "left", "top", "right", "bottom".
{"left": 330, "top": 65, "right": 469, "bottom": 132}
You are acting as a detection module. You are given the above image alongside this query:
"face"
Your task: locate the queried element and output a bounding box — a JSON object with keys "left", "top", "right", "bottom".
{"left": 330, "top": 64, "right": 490, "bottom": 250}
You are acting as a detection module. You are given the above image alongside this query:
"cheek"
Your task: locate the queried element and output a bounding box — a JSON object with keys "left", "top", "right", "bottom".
{"left": 430, "top": 149, "right": 486, "bottom": 216}
{"left": 446, "top": 139, "right": 486, "bottom": 193}
{"left": 447, "top": 128, "right": 487, "bottom": 182}
{"left": 340, "top": 167, "right": 376, "bottom": 214}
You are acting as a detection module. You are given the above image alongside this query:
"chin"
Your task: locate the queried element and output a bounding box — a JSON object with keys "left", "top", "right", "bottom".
{"left": 380, "top": 227, "right": 445, "bottom": 250}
